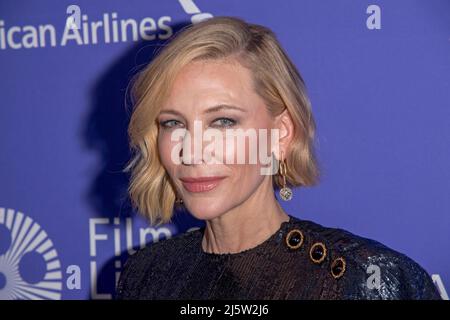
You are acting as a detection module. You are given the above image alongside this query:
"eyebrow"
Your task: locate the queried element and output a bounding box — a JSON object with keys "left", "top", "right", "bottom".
{"left": 158, "top": 104, "right": 247, "bottom": 117}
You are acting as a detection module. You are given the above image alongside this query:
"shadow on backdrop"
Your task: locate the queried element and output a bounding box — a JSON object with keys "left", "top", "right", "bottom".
{"left": 82, "top": 20, "right": 206, "bottom": 299}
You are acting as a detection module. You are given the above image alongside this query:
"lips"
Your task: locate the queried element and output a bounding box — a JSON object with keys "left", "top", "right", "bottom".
{"left": 180, "top": 176, "right": 226, "bottom": 193}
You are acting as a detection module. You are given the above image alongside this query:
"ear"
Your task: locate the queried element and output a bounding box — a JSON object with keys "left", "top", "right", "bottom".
{"left": 273, "top": 108, "right": 295, "bottom": 160}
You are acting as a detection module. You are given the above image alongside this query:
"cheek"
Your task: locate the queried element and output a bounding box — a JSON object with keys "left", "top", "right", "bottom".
{"left": 221, "top": 132, "right": 271, "bottom": 166}
{"left": 222, "top": 131, "right": 273, "bottom": 186}
{"left": 229, "top": 163, "right": 264, "bottom": 188}
{"left": 158, "top": 133, "right": 179, "bottom": 173}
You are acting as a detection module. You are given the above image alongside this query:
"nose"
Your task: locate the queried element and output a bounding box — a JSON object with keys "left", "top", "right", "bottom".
{"left": 179, "top": 129, "right": 204, "bottom": 165}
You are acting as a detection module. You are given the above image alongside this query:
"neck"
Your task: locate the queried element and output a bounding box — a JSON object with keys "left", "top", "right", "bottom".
{"left": 201, "top": 179, "right": 290, "bottom": 254}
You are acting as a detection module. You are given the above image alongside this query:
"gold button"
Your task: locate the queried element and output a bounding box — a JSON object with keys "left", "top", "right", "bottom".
{"left": 309, "top": 242, "right": 327, "bottom": 264}
{"left": 330, "top": 257, "right": 346, "bottom": 279}
{"left": 285, "top": 229, "right": 304, "bottom": 249}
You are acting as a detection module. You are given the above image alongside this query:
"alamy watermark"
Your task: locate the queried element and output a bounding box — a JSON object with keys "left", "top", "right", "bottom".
{"left": 168, "top": 120, "right": 281, "bottom": 175}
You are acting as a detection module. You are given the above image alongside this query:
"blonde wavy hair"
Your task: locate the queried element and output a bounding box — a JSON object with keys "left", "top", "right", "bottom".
{"left": 123, "top": 16, "right": 320, "bottom": 226}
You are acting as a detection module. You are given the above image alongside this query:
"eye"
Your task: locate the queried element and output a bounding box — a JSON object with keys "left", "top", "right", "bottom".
{"left": 211, "top": 117, "right": 237, "bottom": 128}
{"left": 159, "top": 119, "right": 183, "bottom": 129}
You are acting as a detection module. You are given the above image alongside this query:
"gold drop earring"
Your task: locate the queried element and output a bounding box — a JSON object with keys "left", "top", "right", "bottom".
{"left": 279, "top": 151, "right": 293, "bottom": 201}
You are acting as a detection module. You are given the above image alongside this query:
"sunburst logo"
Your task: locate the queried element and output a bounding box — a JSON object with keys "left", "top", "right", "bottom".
{"left": 0, "top": 208, "right": 63, "bottom": 300}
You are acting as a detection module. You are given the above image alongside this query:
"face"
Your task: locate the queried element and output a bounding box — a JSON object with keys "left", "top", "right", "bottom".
{"left": 157, "top": 59, "right": 284, "bottom": 221}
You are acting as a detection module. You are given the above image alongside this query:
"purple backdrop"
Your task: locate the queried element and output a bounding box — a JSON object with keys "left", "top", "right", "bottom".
{"left": 0, "top": 0, "right": 449, "bottom": 299}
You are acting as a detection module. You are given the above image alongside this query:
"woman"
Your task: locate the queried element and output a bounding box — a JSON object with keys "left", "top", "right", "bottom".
{"left": 116, "top": 17, "right": 440, "bottom": 300}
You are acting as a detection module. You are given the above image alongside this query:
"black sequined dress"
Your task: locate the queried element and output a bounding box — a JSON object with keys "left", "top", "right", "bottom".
{"left": 116, "top": 215, "right": 441, "bottom": 300}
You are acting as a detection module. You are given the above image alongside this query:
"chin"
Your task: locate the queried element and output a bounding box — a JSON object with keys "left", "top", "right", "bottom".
{"left": 184, "top": 199, "right": 230, "bottom": 222}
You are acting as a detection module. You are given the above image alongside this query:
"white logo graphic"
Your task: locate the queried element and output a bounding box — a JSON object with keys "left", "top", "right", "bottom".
{"left": 432, "top": 274, "right": 449, "bottom": 300}
{"left": 65, "top": 5, "right": 81, "bottom": 30}
{"left": 366, "top": 4, "right": 381, "bottom": 30}
{"left": 366, "top": 264, "right": 381, "bottom": 290}
{"left": 166, "top": 121, "right": 280, "bottom": 175}
{"left": 0, "top": 208, "right": 63, "bottom": 300}
{"left": 178, "top": 0, "right": 213, "bottom": 24}
{"left": 0, "top": 0, "right": 213, "bottom": 50}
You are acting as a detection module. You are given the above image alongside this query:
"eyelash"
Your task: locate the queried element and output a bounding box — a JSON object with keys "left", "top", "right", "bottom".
{"left": 158, "top": 117, "right": 237, "bottom": 129}
{"left": 158, "top": 119, "right": 181, "bottom": 129}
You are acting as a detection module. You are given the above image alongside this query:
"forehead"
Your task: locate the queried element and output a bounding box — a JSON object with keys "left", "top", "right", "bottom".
{"left": 164, "top": 59, "right": 259, "bottom": 109}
